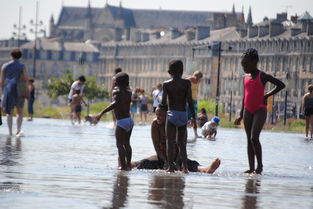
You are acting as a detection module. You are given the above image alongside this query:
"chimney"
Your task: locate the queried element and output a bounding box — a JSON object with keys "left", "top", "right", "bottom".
{"left": 291, "top": 28, "right": 302, "bottom": 36}
{"left": 276, "top": 12, "right": 287, "bottom": 23}
{"left": 171, "top": 28, "right": 181, "bottom": 39}
{"left": 248, "top": 26, "right": 258, "bottom": 38}
{"left": 196, "top": 26, "right": 210, "bottom": 40}
{"left": 185, "top": 30, "right": 195, "bottom": 41}
{"left": 269, "top": 21, "right": 284, "bottom": 37}
{"left": 141, "top": 32, "right": 150, "bottom": 42}
{"left": 258, "top": 25, "right": 269, "bottom": 37}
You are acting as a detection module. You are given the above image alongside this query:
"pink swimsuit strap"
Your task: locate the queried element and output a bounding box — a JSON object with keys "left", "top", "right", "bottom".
{"left": 244, "top": 71, "right": 267, "bottom": 114}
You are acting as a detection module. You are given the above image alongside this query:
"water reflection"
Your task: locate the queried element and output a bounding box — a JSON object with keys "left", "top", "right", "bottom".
{"left": 148, "top": 175, "right": 185, "bottom": 209}
{"left": 106, "top": 172, "right": 129, "bottom": 209}
{"left": 0, "top": 136, "right": 22, "bottom": 166}
{"left": 241, "top": 178, "right": 261, "bottom": 209}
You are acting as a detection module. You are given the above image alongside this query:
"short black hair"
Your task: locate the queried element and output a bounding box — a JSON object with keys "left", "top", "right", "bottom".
{"left": 242, "top": 48, "right": 259, "bottom": 62}
{"left": 11, "top": 48, "right": 22, "bottom": 59}
{"left": 114, "top": 67, "right": 122, "bottom": 75}
{"left": 78, "top": 75, "right": 86, "bottom": 82}
{"left": 75, "top": 89, "right": 81, "bottom": 94}
{"left": 168, "top": 60, "right": 183, "bottom": 75}
{"left": 115, "top": 72, "right": 129, "bottom": 87}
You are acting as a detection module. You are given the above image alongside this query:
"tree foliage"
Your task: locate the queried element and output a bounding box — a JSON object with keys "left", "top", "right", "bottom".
{"left": 45, "top": 71, "right": 108, "bottom": 101}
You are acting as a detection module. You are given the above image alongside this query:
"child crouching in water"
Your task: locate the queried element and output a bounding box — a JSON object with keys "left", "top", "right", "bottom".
{"left": 201, "top": 116, "right": 220, "bottom": 139}
{"left": 95, "top": 72, "right": 134, "bottom": 171}
{"left": 234, "top": 48, "right": 285, "bottom": 174}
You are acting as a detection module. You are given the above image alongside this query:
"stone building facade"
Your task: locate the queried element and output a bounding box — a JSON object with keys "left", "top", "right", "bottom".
{"left": 98, "top": 11, "right": 313, "bottom": 119}
{"left": 50, "top": 2, "right": 244, "bottom": 42}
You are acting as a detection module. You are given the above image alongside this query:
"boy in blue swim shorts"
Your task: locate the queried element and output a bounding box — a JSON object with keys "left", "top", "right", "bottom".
{"left": 160, "top": 60, "right": 196, "bottom": 173}
{"left": 95, "top": 72, "right": 134, "bottom": 171}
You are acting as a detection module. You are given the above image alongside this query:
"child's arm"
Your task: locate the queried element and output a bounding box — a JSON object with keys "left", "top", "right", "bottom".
{"left": 81, "top": 97, "right": 87, "bottom": 106}
{"left": 160, "top": 83, "right": 168, "bottom": 108}
{"left": 186, "top": 81, "right": 196, "bottom": 124}
{"left": 213, "top": 129, "right": 217, "bottom": 137}
{"left": 262, "top": 72, "right": 285, "bottom": 101}
{"left": 95, "top": 90, "right": 120, "bottom": 121}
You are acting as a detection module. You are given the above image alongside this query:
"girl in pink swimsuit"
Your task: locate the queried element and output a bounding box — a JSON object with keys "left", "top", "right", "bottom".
{"left": 234, "top": 48, "right": 285, "bottom": 174}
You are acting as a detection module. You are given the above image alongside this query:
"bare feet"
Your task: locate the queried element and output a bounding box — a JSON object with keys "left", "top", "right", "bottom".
{"left": 166, "top": 167, "right": 175, "bottom": 173}
{"left": 244, "top": 169, "right": 255, "bottom": 174}
{"left": 255, "top": 166, "right": 263, "bottom": 174}
{"left": 182, "top": 168, "right": 189, "bottom": 174}
{"left": 203, "top": 158, "right": 221, "bottom": 174}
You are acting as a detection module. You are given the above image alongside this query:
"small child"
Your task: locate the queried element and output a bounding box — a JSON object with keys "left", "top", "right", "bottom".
{"left": 70, "top": 89, "right": 87, "bottom": 124}
{"left": 198, "top": 108, "right": 208, "bottom": 128}
{"left": 202, "top": 116, "right": 220, "bottom": 139}
{"left": 95, "top": 72, "right": 134, "bottom": 171}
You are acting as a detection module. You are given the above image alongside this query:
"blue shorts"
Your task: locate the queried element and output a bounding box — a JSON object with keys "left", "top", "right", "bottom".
{"left": 116, "top": 117, "right": 134, "bottom": 132}
{"left": 167, "top": 110, "right": 188, "bottom": 127}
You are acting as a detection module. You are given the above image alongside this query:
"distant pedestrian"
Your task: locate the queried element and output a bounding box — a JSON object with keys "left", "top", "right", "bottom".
{"left": 0, "top": 48, "right": 29, "bottom": 136}
{"left": 301, "top": 84, "right": 313, "bottom": 139}
{"left": 68, "top": 75, "right": 86, "bottom": 122}
{"left": 187, "top": 70, "right": 203, "bottom": 139}
{"left": 152, "top": 83, "right": 163, "bottom": 113}
{"left": 139, "top": 89, "right": 148, "bottom": 123}
{"left": 27, "top": 78, "right": 35, "bottom": 121}
{"left": 130, "top": 88, "right": 140, "bottom": 118}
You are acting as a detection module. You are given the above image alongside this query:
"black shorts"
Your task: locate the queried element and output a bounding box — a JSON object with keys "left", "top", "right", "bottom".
{"left": 137, "top": 156, "right": 164, "bottom": 169}
{"left": 140, "top": 104, "right": 148, "bottom": 112}
{"left": 75, "top": 105, "right": 82, "bottom": 113}
{"left": 305, "top": 108, "right": 313, "bottom": 116}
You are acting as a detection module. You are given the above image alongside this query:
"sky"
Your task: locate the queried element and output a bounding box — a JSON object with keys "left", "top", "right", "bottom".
{"left": 0, "top": 0, "right": 312, "bottom": 40}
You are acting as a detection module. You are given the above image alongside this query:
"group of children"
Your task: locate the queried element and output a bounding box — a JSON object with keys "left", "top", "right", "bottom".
{"left": 93, "top": 48, "right": 285, "bottom": 174}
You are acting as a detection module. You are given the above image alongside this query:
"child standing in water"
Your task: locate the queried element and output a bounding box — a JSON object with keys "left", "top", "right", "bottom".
{"left": 95, "top": 72, "right": 134, "bottom": 171}
{"left": 234, "top": 48, "right": 285, "bottom": 174}
{"left": 161, "top": 60, "right": 196, "bottom": 173}
{"left": 70, "top": 89, "right": 87, "bottom": 124}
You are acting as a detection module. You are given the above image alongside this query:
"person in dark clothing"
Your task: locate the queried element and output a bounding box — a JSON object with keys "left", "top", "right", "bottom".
{"left": 27, "top": 79, "right": 35, "bottom": 121}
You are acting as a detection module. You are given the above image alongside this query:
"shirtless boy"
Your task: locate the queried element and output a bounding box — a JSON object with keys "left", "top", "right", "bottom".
{"left": 95, "top": 72, "right": 134, "bottom": 171}
{"left": 161, "top": 60, "right": 196, "bottom": 173}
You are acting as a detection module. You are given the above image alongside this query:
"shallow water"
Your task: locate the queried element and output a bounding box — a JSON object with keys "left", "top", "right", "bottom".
{"left": 0, "top": 118, "right": 312, "bottom": 209}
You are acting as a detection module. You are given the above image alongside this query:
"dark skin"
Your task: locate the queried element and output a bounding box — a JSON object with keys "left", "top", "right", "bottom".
{"left": 234, "top": 57, "right": 285, "bottom": 174}
{"left": 161, "top": 72, "right": 195, "bottom": 173}
{"left": 95, "top": 85, "right": 132, "bottom": 171}
{"left": 151, "top": 109, "right": 168, "bottom": 163}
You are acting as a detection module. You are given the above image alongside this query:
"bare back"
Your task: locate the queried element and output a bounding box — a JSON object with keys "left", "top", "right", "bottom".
{"left": 162, "top": 78, "right": 192, "bottom": 111}
{"left": 112, "top": 87, "right": 132, "bottom": 120}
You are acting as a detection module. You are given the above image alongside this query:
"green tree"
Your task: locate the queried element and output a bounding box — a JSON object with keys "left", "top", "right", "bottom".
{"left": 45, "top": 71, "right": 108, "bottom": 102}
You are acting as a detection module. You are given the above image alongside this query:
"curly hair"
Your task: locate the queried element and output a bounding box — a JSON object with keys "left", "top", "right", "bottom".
{"left": 242, "top": 48, "right": 259, "bottom": 62}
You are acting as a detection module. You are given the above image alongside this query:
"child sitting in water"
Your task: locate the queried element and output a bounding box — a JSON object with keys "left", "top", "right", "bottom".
{"left": 70, "top": 89, "right": 87, "bottom": 124}
{"left": 234, "top": 48, "right": 285, "bottom": 174}
{"left": 95, "top": 72, "right": 134, "bottom": 171}
{"left": 198, "top": 108, "right": 208, "bottom": 128}
{"left": 202, "top": 116, "right": 220, "bottom": 139}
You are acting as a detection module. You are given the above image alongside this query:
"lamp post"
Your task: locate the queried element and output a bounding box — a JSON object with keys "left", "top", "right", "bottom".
{"left": 229, "top": 70, "right": 233, "bottom": 122}
{"left": 29, "top": 1, "right": 45, "bottom": 78}
{"left": 12, "top": 6, "right": 27, "bottom": 47}
{"left": 192, "top": 41, "right": 232, "bottom": 117}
